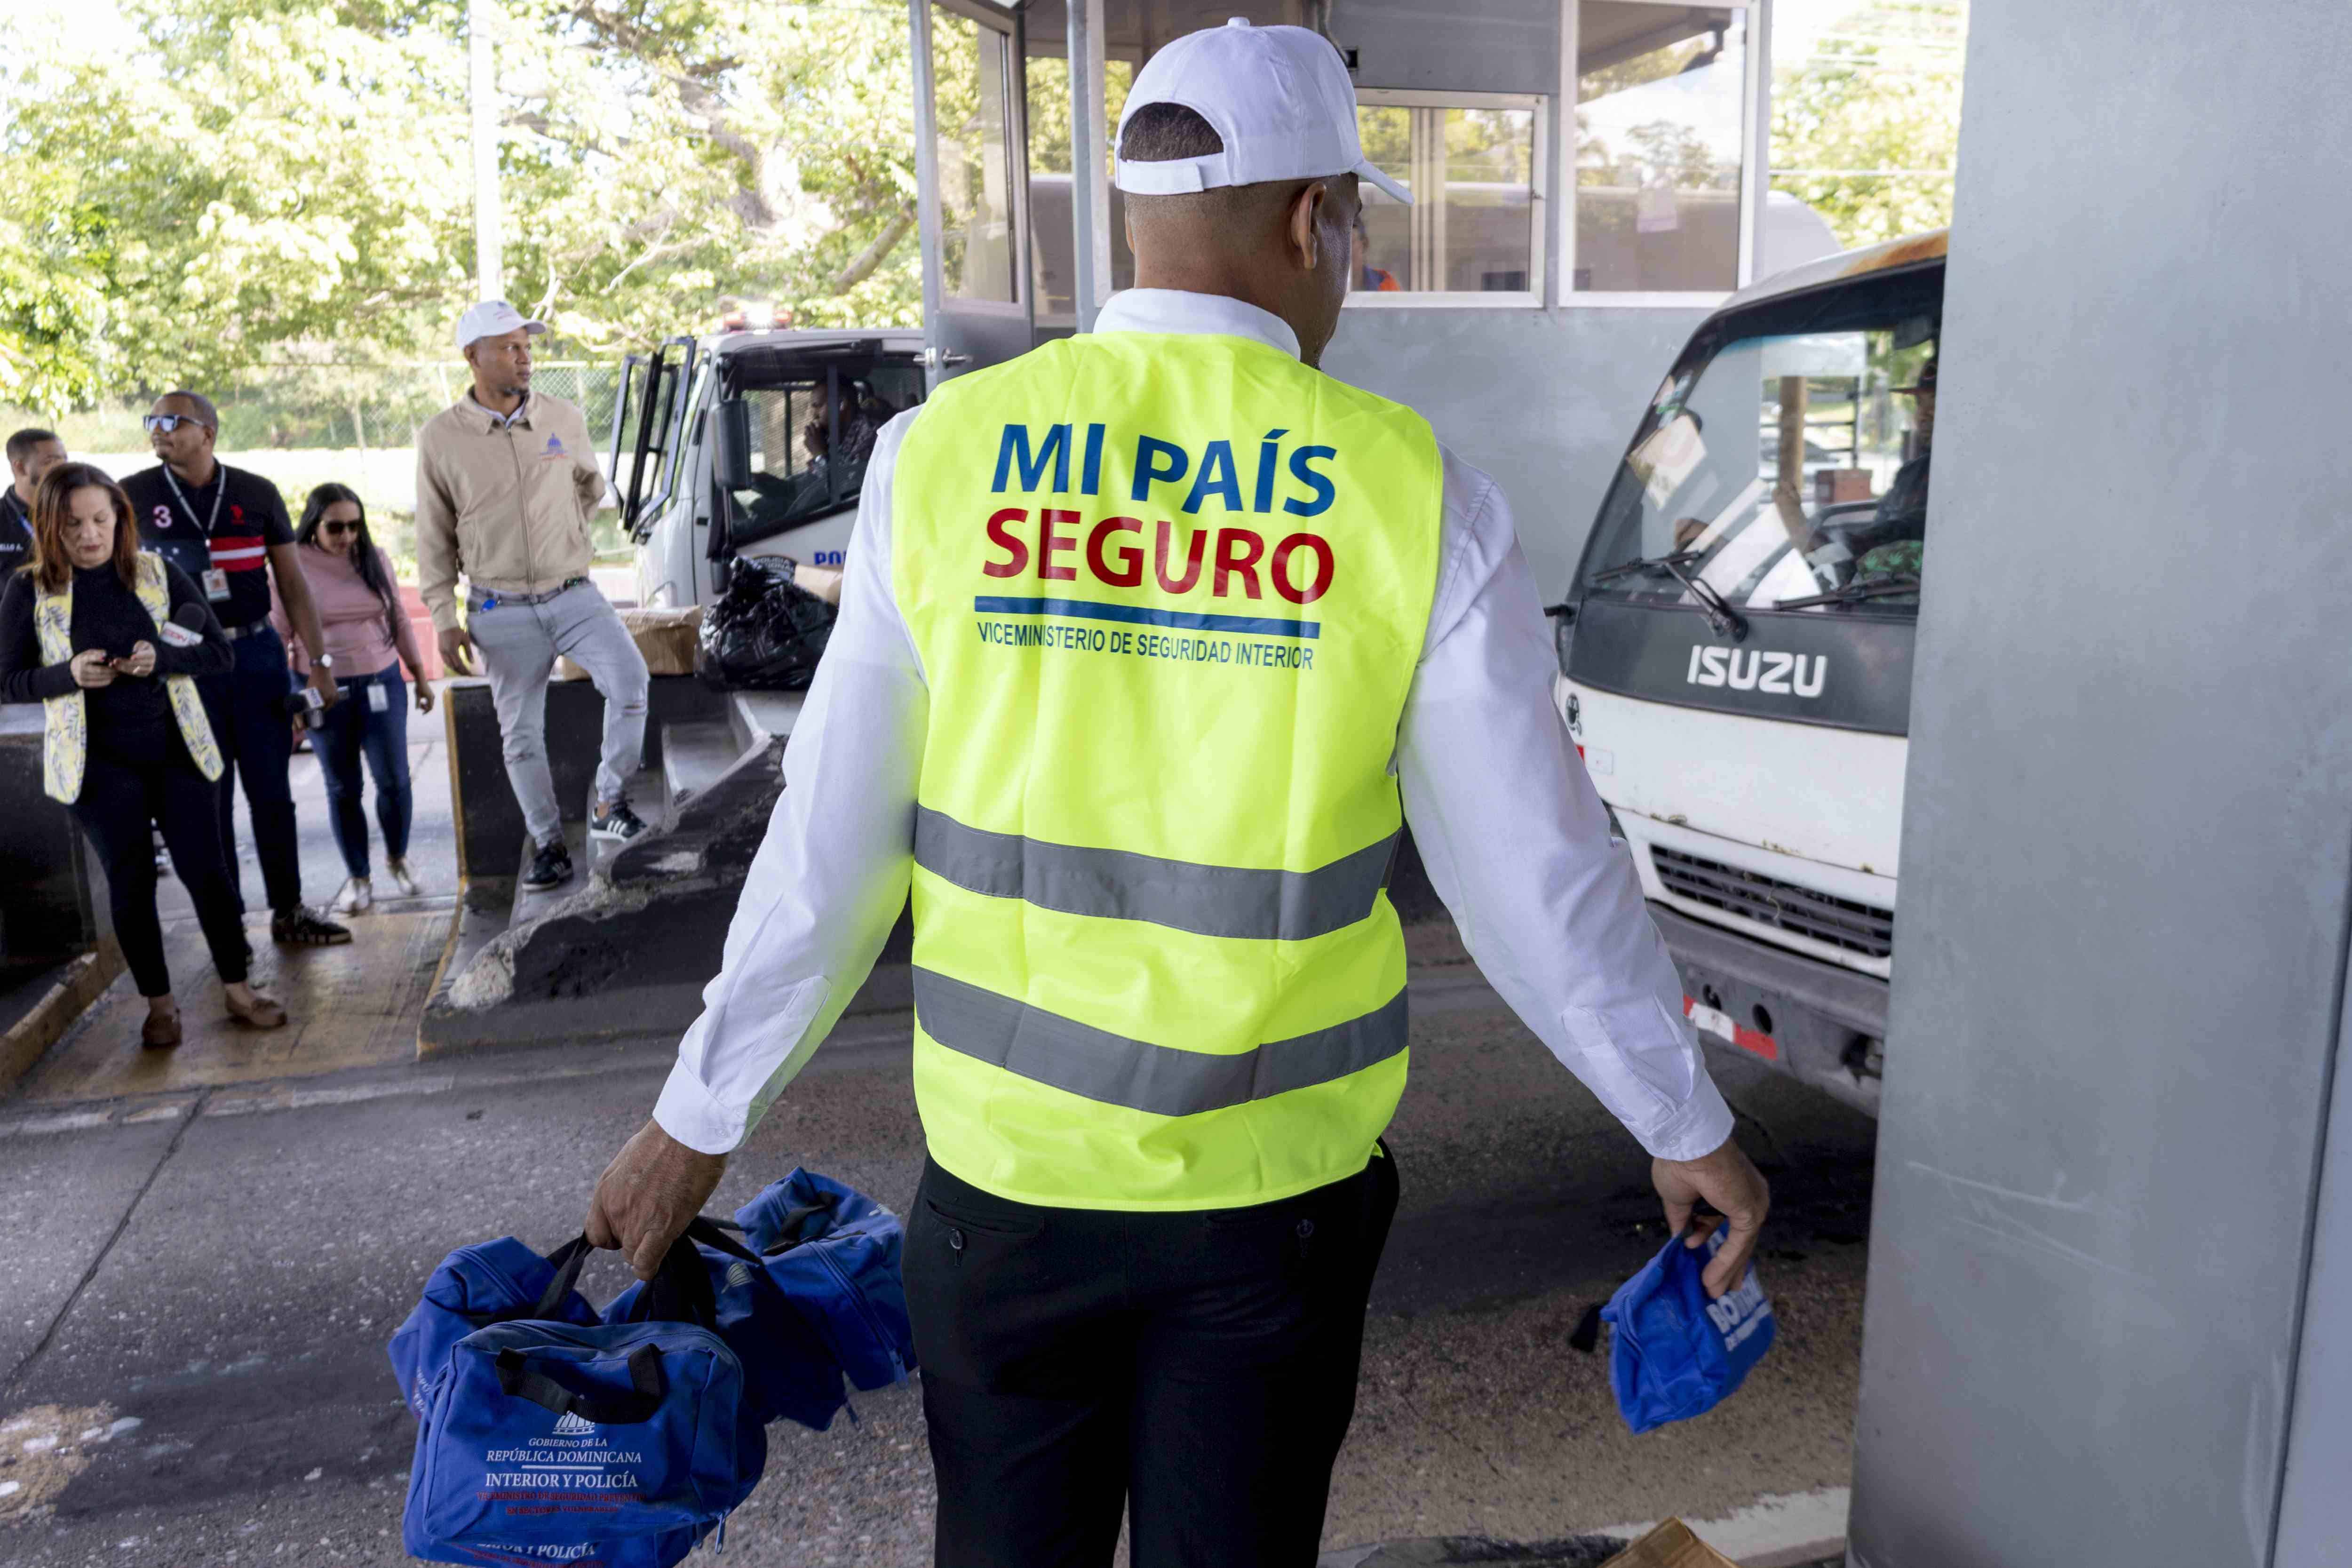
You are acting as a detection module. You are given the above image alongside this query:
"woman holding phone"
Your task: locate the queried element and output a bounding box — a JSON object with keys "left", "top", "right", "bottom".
{"left": 0, "top": 462, "right": 287, "bottom": 1045}
{"left": 284, "top": 483, "right": 433, "bottom": 915}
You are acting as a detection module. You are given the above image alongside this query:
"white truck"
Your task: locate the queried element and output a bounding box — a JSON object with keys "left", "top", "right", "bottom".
{"left": 1553, "top": 230, "right": 1950, "bottom": 1116}
{"left": 612, "top": 326, "right": 928, "bottom": 609}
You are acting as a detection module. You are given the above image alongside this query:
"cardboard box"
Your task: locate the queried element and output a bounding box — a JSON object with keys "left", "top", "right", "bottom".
{"left": 1602, "top": 1520, "right": 1741, "bottom": 1568}
{"left": 794, "top": 564, "right": 843, "bottom": 605}
{"left": 1813, "top": 468, "right": 1874, "bottom": 505}
{"left": 556, "top": 605, "right": 703, "bottom": 681}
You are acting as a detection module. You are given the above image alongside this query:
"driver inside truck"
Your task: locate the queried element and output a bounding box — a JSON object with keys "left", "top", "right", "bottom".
{"left": 739, "top": 379, "right": 895, "bottom": 533}
{"left": 1851, "top": 353, "right": 1934, "bottom": 582}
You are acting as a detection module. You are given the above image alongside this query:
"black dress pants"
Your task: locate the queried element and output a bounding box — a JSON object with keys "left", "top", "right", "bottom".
{"left": 905, "top": 1147, "right": 1400, "bottom": 1568}
{"left": 71, "top": 749, "right": 251, "bottom": 997}
{"left": 195, "top": 626, "right": 302, "bottom": 916}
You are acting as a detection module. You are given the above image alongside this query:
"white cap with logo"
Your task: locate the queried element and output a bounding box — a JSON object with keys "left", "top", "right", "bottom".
{"left": 456, "top": 299, "right": 549, "bottom": 350}
{"left": 1113, "top": 18, "right": 1413, "bottom": 206}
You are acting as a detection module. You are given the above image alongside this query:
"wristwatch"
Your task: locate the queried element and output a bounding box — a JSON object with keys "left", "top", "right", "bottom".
{"left": 316, "top": 653, "right": 335, "bottom": 670}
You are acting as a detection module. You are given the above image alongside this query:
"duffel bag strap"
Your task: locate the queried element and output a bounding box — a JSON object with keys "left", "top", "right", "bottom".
{"left": 521, "top": 1234, "right": 596, "bottom": 1321}
{"left": 494, "top": 1342, "right": 667, "bottom": 1425}
{"left": 524, "top": 1221, "right": 746, "bottom": 1323}
{"left": 624, "top": 1217, "right": 769, "bottom": 1327}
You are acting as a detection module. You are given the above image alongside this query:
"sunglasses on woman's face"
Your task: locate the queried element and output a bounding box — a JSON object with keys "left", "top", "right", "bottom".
{"left": 321, "top": 521, "right": 360, "bottom": 536}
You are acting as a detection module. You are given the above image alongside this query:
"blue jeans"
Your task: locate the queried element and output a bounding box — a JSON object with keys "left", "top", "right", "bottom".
{"left": 316, "top": 666, "right": 413, "bottom": 879}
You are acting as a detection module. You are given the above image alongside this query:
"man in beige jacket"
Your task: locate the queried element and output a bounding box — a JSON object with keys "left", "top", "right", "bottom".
{"left": 416, "top": 301, "right": 651, "bottom": 890}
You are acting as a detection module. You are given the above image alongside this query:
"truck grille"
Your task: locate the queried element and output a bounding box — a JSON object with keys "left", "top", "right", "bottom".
{"left": 1650, "top": 845, "right": 1895, "bottom": 958}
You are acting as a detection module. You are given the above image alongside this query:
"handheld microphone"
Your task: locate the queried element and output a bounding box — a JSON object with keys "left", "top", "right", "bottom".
{"left": 159, "top": 601, "right": 208, "bottom": 649}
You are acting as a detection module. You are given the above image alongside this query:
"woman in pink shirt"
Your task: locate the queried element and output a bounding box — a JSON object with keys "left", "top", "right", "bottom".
{"left": 289, "top": 484, "right": 433, "bottom": 914}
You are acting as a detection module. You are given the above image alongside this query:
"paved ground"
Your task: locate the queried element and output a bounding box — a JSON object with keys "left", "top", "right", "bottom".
{"left": 0, "top": 719, "right": 1877, "bottom": 1566}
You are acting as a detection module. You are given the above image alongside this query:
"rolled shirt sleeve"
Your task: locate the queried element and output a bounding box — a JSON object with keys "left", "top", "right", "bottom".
{"left": 652, "top": 412, "right": 930, "bottom": 1154}
{"left": 1397, "top": 452, "right": 1734, "bottom": 1162}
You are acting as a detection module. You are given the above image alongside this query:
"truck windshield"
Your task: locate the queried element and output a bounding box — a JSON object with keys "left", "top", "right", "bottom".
{"left": 1582, "top": 265, "right": 1942, "bottom": 616}
{"left": 730, "top": 364, "right": 925, "bottom": 536}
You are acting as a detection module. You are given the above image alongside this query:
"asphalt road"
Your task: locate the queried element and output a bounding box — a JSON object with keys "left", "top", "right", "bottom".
{"left": 2, "top": 962, "right": 1875, "bottom": 1566}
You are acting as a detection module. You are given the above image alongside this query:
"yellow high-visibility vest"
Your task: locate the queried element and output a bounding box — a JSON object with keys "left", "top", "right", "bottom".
{"left": 892, "top": 330, "right": 1443, "bottom": 1210}
{"left": 35, "top": 551, "right": 224, "bottom": 803}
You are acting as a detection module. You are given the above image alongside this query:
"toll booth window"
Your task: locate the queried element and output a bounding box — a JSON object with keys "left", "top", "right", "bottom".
{"left": 1573, "top": 2, "right": 1749, "bottom": 294}
{"left": 1350, "top": 92, "right": 1543, "bottom": 300}
{"left": 933, "top": 14, "right": 1017, "bottom": 303}
{"left": 1585, "top": 292, "right": 1939, "bottom": 615}
{"left": 728, "top": 368, "right": 924, "bottom": 543}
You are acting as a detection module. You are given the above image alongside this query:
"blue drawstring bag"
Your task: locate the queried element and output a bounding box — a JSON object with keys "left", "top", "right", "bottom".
{"left": 734, "top": 1169, "right": 916, "bottom": 1392}
{"left": 401, "top": 1230, "right": 763, "bottom": 1565}
{"left": 389, "top": 1237, "right": 602, "bottom": 1419}
{"left": 606, "top": 1217, "right": 850, "bottom": 1431}
{"left": 1599, "top": 1226, "right": 1775, "bottom": 1434}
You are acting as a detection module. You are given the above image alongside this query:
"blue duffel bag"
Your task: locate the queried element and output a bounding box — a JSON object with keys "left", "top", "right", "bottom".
{"left": 1599, "top": 1225, "right": 1776, "bottom": 1434}
{"left": 389, "top": 1236, "right": 602, "bottom": 1420}
{"left": 734, "top": 1169, "right": 916, "bottom": 1392}
{"left": 606, "top": 1216, "right": 850, "bottom": 1432}
{"left": 402, "top": 1229, "right": 763, "bottom": 1563}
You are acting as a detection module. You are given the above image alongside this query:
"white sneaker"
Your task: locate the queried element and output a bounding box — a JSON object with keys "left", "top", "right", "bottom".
{"left": 385, "top": 858, "right": 421, "bottom": 898}
{"left": 332, "top": 876, "right": 373, "bottom": 915}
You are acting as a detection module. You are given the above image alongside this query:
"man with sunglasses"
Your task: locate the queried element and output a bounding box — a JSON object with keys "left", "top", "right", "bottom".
{"left": 124, "top": 392, "right": 352, "bottom": 947}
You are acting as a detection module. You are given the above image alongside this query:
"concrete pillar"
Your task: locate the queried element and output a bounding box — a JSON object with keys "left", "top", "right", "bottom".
{"left": 1849, "top": 4, "right": 2352, "bottom": 1564}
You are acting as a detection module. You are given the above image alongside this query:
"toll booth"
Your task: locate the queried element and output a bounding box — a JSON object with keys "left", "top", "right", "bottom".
{"left": 906, "top": 0, "right": 1838, "bottom": 595}
{"left": 421, "top": 0, "right": 1837, "bottom": 1051}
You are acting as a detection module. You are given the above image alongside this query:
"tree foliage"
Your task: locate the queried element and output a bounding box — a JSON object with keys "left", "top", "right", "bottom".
{"left": 1770, "top": 1, "right": 1967, "bottom": 247}
{"left": 0, "top": 0, "right": 931, "bottom": 412}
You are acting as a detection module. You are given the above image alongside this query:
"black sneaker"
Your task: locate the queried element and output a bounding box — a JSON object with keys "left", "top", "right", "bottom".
{"left": 271, "top": 907, "right": 353, "bottom": 947}
{"left": 590, "top": 798, "right": 649, "bottom": 843}
{"left": 523, "top": 839, "right": 574, "bottom": 890}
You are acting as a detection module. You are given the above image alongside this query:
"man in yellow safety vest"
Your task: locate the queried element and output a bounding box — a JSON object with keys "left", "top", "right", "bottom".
{"left": 588, "top": 19, "right": 1768, "bottom": 1564}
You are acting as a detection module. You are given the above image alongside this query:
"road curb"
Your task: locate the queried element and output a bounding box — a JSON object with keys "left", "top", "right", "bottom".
{"left": 0, "top": 942, "right": 124, "bottom": 1098}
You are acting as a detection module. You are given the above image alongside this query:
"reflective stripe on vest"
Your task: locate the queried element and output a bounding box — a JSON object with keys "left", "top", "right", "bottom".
{"left": 913, "top": 807, "right": 1398, "bottom": 943}
{"left": 891, "top": 330, "right": 1443, "bottom": 1210}
{"left": 913, "top": 966, "right": 1409, "bottom": 1117}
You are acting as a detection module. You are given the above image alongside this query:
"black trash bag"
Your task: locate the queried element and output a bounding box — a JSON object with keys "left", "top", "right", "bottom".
{"left": 697, "top": 556, "right": 837, "bottom": 692}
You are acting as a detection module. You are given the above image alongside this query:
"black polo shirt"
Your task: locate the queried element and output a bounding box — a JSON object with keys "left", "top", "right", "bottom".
{"left": 0, "top": 488, "right": 30, "bottom": 575}
{"left": 122, "top": 462, "right": 294, "bottom": 631}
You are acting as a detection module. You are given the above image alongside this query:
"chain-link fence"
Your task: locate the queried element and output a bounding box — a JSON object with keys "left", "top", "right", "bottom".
{"left": 189, "top": 361, "right": 631, "bottom": 456}
{"left": 9, "top": 361, "right": 637, "bottom": 577}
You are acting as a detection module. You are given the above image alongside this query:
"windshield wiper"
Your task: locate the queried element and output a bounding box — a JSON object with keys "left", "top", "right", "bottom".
{"left": 1591, "top": 550, "right": 1748, "bottom": 642}
{"left": 1772, "top": 573, "right": 1921, "bottom": 611}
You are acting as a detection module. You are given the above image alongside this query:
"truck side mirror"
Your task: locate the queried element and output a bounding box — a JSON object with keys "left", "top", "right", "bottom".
{"left": 713, "top": 397, "right": 754, "bottom": 491}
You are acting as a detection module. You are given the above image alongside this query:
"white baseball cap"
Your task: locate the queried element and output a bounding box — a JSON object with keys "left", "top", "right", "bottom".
{"left": 1113, "top": 19, "right": 1413, "bottom": 206}
{"left": 456, "top": 299, "right": 549, "bottom": 350}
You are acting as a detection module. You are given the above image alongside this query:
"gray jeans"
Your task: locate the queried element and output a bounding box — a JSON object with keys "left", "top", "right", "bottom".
{"left": 466, "top": 581, "right": 650, "bottom": 847}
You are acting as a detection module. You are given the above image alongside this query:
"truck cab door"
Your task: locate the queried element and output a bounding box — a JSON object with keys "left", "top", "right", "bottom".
{"left": 618, "top": 334, "right": 699, "bottom": 543}
{"left": 912, "top": 0, "right": 1034, "bottom": 388}
{"left": 616, "top": 334, "right": 702, "bottom": 607}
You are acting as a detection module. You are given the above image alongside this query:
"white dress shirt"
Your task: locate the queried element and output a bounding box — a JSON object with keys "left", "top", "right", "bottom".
{"left": 652, "top": 288, "right": 1734, "bottom": 1165}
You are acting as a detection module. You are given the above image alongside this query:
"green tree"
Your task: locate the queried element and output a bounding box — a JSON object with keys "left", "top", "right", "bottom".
{"left": 0, "top": 0, "right": 938, "bottom": 411}
{"left": 1770, "top": 1, "right": 1967, "bottom": 247}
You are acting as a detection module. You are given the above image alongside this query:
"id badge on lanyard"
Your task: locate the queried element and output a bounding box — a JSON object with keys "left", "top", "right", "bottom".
{"left": 367, "top": 681, "right": 389, "bottom": 714}
{"left": 165, "top": 468, "right": 231, "bottom": 601}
